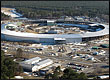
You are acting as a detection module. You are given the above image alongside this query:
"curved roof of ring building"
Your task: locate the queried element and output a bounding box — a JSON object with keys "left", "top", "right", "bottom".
{"left": 1, "top": 23, "right": 109, "bottom": 39}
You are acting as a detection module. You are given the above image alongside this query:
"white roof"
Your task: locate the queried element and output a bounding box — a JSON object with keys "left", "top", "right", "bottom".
{"left": 1, "top": 23, "right": 109, "bottom": 39}
{"left": 80, "top": 24, "right": 109, "bottom": 37}
{"left": 37, "top": 59, "right": 53, "bottom": 66}
{"left": 1, "top": 24, "right": 82, "bottom": 38}
{"left": 22, "top": 57, "right": 41, "bottom": 64}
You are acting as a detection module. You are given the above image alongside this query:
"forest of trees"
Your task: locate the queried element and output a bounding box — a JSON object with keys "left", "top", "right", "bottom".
{"left": 1, "top": 50, "right": 23, "bottom": 79}
{"left": 1, "top": 1, "right": 109, "bottom": 20}
{"left": 45, "top": 66, "right": 87, "bottom": 79}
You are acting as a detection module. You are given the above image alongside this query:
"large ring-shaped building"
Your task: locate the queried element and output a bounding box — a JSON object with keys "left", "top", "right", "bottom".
{"left": 1, "top": 22, "right": 109, "bottom": 44}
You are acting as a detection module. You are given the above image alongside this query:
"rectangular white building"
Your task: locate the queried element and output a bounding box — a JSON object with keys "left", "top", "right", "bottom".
{"left": 32, "top": 59, "right": 53, "bottom": 72}
{"left": 20, "top": 57, "right": 53, "bottom": 72}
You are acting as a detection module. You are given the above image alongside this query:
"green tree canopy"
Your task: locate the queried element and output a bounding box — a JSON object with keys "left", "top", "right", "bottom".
{"left": 44, "top": 66, "right": 87, "bottom": 79}
{"left": 16, "top": 48, "right": 23, "bottom": 58}
{"left": 1, "top": 1, "right": 109, "bottom": 21}
{"left": 1, "top": 50, "right": 23, "bottom": 79}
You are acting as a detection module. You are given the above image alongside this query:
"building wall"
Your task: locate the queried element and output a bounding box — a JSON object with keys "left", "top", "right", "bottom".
{"left": 40, "top": 38, "right": 54, "bottom": 43}
{"left": 1, "top": 34, "right": 5, "bottom": 40}
{"left": 19, "top": 63, "right": 32, "bottom": 71}
{"left": 66, "top": 38, "right": 82, "bottom": 43}
{"left": 2, "top": 33, "right": 109, "bottom": 44}
{"left": 2, "top": 34, "right": 83, "bottom": 43}
{"left": 1, "top": 34, "right": 40, "bottom": 43}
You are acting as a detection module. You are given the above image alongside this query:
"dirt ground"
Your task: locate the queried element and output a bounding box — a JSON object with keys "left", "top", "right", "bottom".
{"left": 1, "top": 7, "right": 14, "bottom": 12}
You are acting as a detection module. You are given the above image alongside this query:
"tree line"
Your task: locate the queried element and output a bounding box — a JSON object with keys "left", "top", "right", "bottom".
{"left": 45, "top": 66, "right": 88, "bottom": 79}
{"left": 1, "top": 1, "right": 109, "bottom": 20}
